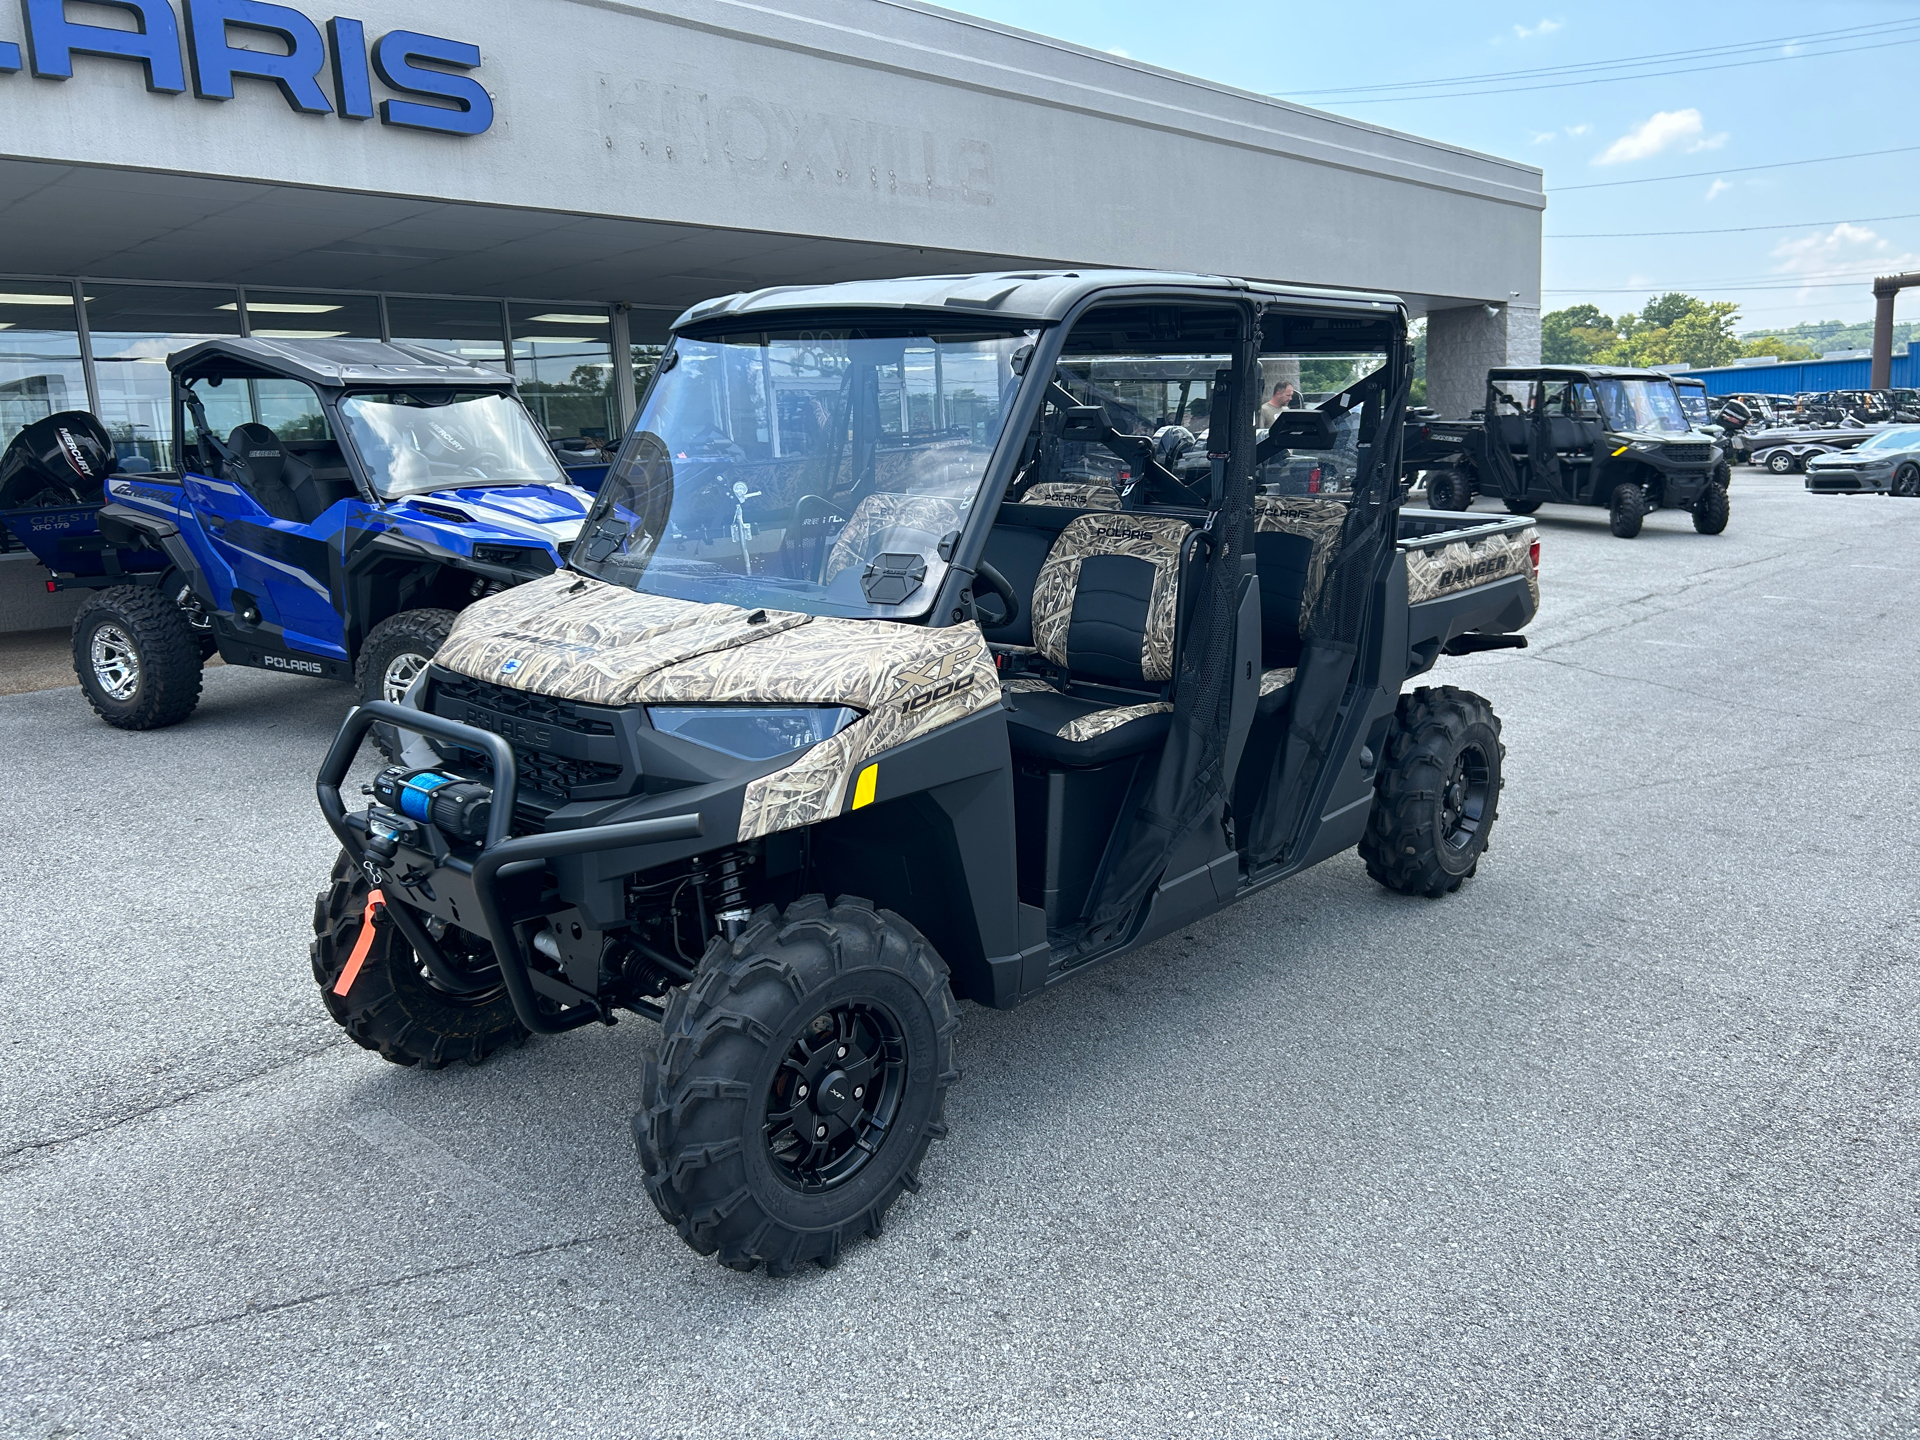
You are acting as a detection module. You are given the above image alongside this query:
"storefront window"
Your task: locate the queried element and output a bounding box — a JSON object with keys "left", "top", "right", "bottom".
{"left": 240, "top": 290, "right": 380, "bottom": 341}
{"left": 0, "top": 283, "right": 86, "bottom": 459}
{"left": 387, "top": 296, "right": 508, "bottom": 371}
{"left": 509, "top": 303, "right": 616, "bottom": 455}
{"left": 87, "top": 284, "right": 241, "bottom": 472}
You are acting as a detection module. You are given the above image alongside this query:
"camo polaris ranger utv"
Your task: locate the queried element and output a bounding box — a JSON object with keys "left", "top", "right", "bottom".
{"left": 311, "top": 272, "right": 1539, "bottom": 1273}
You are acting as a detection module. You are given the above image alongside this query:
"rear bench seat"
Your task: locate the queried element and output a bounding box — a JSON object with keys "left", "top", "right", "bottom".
{"left": 1249, "top": 495, "right": 1347, "bottom": 712}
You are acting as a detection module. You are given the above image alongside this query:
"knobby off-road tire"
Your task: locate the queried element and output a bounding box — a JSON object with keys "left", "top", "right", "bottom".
{"left": 71, "top": 585, "right": 204, "bottom": 730}
{"left": 636, "top": 895, "right": 959, "bottom": 1275}
{"left": 1504, "top": 497, "right": 1542, "bottom": 516}
{"left": 1692, "top": 481, "right": 1731, "bottom": 534}
{"left": 1609, "top": 482, "right": 1646, "bottom": 538}
{"left": 1425, "top": 469, "right": 1472, "bottom": 513}
{"left": 310, "top": 850, "right": 527, "bottom": 1068}
{"left": 356, "top": 608, "right": 457, "bottom": 759}
{"left": 1713, "top": 460, "right": 1733, "bottom": 490}
{"left": 1360, "top": 686, "right": 1505, "bottom": 899}
{"left": 1893, "top": 462, "right": 1920, "bottom": 498}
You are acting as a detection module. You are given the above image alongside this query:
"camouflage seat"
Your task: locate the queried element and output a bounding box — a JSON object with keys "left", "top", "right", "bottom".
{"left": 1013, "top": 480, "right": 1121, "bottom": 511}
{"left": 1003, "top": 512, "right": 1192, "bottom": 766}
{"left": 1251, "top": 495, "right": 1347, "bottom": 670}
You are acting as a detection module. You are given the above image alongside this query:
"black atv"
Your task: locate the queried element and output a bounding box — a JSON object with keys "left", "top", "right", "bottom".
{"left": 1404, "top": 365, "right": 1729, "bottom": 537}
{"left": 310, "top": 271, "right": 1540, "bottom": 1273}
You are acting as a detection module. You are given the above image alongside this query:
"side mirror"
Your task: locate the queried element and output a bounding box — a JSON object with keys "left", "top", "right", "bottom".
{"left": 1265, "top": 410, "right": 1337, "bottom": 449}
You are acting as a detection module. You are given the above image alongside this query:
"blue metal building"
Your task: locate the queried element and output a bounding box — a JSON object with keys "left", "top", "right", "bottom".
{"left": 1687, "top": 351, "right": 1920, "bottom": 396}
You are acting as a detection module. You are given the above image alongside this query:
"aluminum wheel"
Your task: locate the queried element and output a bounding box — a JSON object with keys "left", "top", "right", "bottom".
{"left": 381, "top": 650, "right": 431, "bottom": 703}
{"left": 89, "top": 624, "right": 140, "bottom": 701}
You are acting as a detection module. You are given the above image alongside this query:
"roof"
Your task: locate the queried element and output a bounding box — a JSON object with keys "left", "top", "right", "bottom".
{"left": 1489, "top": 364, "right": 1678, "bottom": 381}
{"left": 672, "top": 270, "right": 1406, "bottom": 331}
{"left": 168, "top": 337, "right": 516, "bottom": 388}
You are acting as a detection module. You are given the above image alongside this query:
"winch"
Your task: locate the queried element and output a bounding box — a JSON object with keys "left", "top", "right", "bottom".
{"left": 369, "top": 766, "right": 494, "bottom": 843}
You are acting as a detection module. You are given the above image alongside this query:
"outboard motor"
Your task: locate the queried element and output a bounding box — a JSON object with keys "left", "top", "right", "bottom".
{"left": 0, "top": 410, "right": 115, "bottom": 510}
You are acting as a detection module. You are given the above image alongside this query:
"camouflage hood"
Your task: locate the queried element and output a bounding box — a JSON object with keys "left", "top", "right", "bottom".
{"left": 433, "top": 572, "right": 1003, "bottom": 841}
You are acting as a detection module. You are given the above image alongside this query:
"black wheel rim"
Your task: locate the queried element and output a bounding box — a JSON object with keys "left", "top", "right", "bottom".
{"left": 1439, "top": 744, "right": 1492, "bottom": 852}
{"left": 765, "top": 1002, "right": 909, "bottom": 1193}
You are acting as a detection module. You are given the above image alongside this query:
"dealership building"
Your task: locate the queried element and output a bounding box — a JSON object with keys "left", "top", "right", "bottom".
{"left": 0, "top": 0, "right": 1543, "bottom": 632}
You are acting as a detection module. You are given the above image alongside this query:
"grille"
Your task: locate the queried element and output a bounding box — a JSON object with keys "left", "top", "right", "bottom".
{"left": 1662, "top": 443, "right": 1712, "bottom": 463}
{"left": 433, "top": 674, "right": 617, "bottom": 735}
{"left": 429, "top": 671, "right": 626, "bottom": 803}
{"left": 514, "top": 749, "right": 624, "bottom": 797}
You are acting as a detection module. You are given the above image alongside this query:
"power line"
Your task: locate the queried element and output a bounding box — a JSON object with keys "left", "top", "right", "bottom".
{"left": 1545, "top": 281, "right": 1886, "bottom": 295}
{"left": 1280, "top": 16, "right": 1920, "bottom": 98}
{"left": 1309, "top": 34, "right": 1920, "bottom": 103}
{"left": 1551, "top": 144, "right": 1920, "bottom": 192}
{"left": 1549, "top": 211, "right": 1920, "bottom": 239}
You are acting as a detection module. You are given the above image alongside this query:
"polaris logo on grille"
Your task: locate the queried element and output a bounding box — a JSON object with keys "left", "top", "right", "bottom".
{"left": 461, "top": 707, "right": 553, "bottom": 748}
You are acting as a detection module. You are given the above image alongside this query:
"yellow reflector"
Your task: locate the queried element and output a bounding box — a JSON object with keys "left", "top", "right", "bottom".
{"left": 1611, "top": 445, "right": 1630, "bottom": 457}
{"left": 852, "top": 764, "right": 878, "bottom": 810}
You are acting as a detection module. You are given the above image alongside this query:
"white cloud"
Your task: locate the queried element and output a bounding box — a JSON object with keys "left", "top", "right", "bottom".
{"left": 1593, "top": 109, "right": 1727, "bottom": 165}
{"left": 1704, "top": 178, "right": 1731, "bottom": 202}
{"left": 1514, "top": 18, "right": 1562, "bottom": 38}
{"left": 1565, "top": 123, "right": 1590, "bottom": 137}
{"left": 1531, "top": 130, "right": 1556, "bottom": 144}
{"left": 1771, "top": 224, "right": 1920, "bottom": 301}
{"left": 1106, "top": 46, "right": 1131, "bottom": 57}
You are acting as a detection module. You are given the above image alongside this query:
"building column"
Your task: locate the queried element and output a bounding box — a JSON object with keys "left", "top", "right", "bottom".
{"left": 610, "top": 304, "right": 636, "bottom": 429}
{"left": 1425, "top": 303, "right": 1541, "bottom": 418}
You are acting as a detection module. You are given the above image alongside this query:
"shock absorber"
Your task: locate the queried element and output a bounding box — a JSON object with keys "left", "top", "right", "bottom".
{"left": 711, "top": 847, "right": 754, "bottom": 939}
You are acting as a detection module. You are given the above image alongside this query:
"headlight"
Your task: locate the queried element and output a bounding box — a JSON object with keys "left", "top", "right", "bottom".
{"left": 647, "top": 705, "right": 860, "bottom": 760}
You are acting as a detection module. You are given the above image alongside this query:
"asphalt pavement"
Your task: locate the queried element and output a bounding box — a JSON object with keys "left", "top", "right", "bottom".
{"left": 2, "top": 471, "right": 1916, "bottom": 1439}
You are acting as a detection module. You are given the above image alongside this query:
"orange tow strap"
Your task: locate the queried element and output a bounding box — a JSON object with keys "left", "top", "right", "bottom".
{"left": 332, "top": 888, "right": 386, "bottom": 996}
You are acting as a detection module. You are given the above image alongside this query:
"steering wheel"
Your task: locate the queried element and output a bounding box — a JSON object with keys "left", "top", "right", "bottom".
{"left": 971, "top": 561, "right": 1020, "bottom": 630}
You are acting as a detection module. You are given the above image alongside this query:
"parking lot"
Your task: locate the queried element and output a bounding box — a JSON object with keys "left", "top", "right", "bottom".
{"left": 2, "top": 469, "right": 1915, "bottom": 1439}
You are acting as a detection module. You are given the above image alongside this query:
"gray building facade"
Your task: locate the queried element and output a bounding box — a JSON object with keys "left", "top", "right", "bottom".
{"left": 0, "top": 0, "right": 1541, "bottom": 629}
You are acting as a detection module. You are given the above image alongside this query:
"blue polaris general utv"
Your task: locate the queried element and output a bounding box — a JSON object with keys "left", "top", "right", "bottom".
{"left": 0, "top": 339, "right": 596, "bottom": 736}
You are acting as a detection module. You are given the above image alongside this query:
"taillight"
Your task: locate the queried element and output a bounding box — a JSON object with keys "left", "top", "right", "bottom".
{"left": 1529, "top": 538, "right": 1540, "bottom": 573}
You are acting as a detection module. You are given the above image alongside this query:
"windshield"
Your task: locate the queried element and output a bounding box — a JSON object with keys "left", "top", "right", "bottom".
{"left": 1858, "top": 427, "right": 1920, "bottom": 450}
{"left": 572, "top": 326, "right": 1030, "bottom": 617}
{"left": 1592, "top": 378, "right": 1690, "bottom": 435}
{"left": 337, "top": 390, "right": 566, "bottom": 498}
{"left": 1675, "top": 388, "right": 1710, "bottom": 426}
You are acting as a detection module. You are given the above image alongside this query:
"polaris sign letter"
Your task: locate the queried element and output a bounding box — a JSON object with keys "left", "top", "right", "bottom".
{"left": 8, "top": 0, "right": 492, "bottom": 137}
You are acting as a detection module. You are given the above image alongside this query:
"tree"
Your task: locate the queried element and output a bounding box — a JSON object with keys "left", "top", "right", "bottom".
{"left": 1581, "top": 294, "right": 1741, "bottom": 369}
{"left": 1542, "top": 304, "right": 1618, "bottom": 364}
{"left": 1637, "top": 292, "right": 1697, "bottom": 332}
{"left": 1738, "top": 335, "right": 1819, "bottom": 362}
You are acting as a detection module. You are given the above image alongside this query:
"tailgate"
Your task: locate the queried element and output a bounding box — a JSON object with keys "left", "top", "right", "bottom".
{"left": 1397, "top": 512, "right": 1539, "bottom": 664}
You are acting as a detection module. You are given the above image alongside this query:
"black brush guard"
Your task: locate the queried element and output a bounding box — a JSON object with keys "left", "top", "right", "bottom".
{"left": 316, "top": 701, "right": 703, "bottom": 1034}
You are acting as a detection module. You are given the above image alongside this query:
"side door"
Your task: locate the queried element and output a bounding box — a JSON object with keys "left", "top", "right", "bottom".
{"left": 180, "top": 377, "right": 347, "bottom": 661}
{"left": 1563, "top": 382, "right": 1607, "bottom": 502}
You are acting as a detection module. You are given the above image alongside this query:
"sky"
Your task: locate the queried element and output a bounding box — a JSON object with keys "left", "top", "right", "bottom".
{"left": 939, "top": 0, "right": 1920, "bottom": 335}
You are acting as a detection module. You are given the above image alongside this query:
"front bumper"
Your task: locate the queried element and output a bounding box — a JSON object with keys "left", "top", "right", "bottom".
{"left": 1805, "top": 468, "right": 1888, "bottom": 494}
{"left": 316, "top": 701, "right": 705, "bottom": 1035}
{"left": 1653, "top": 466, "right": 1715, "bottom": 505}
